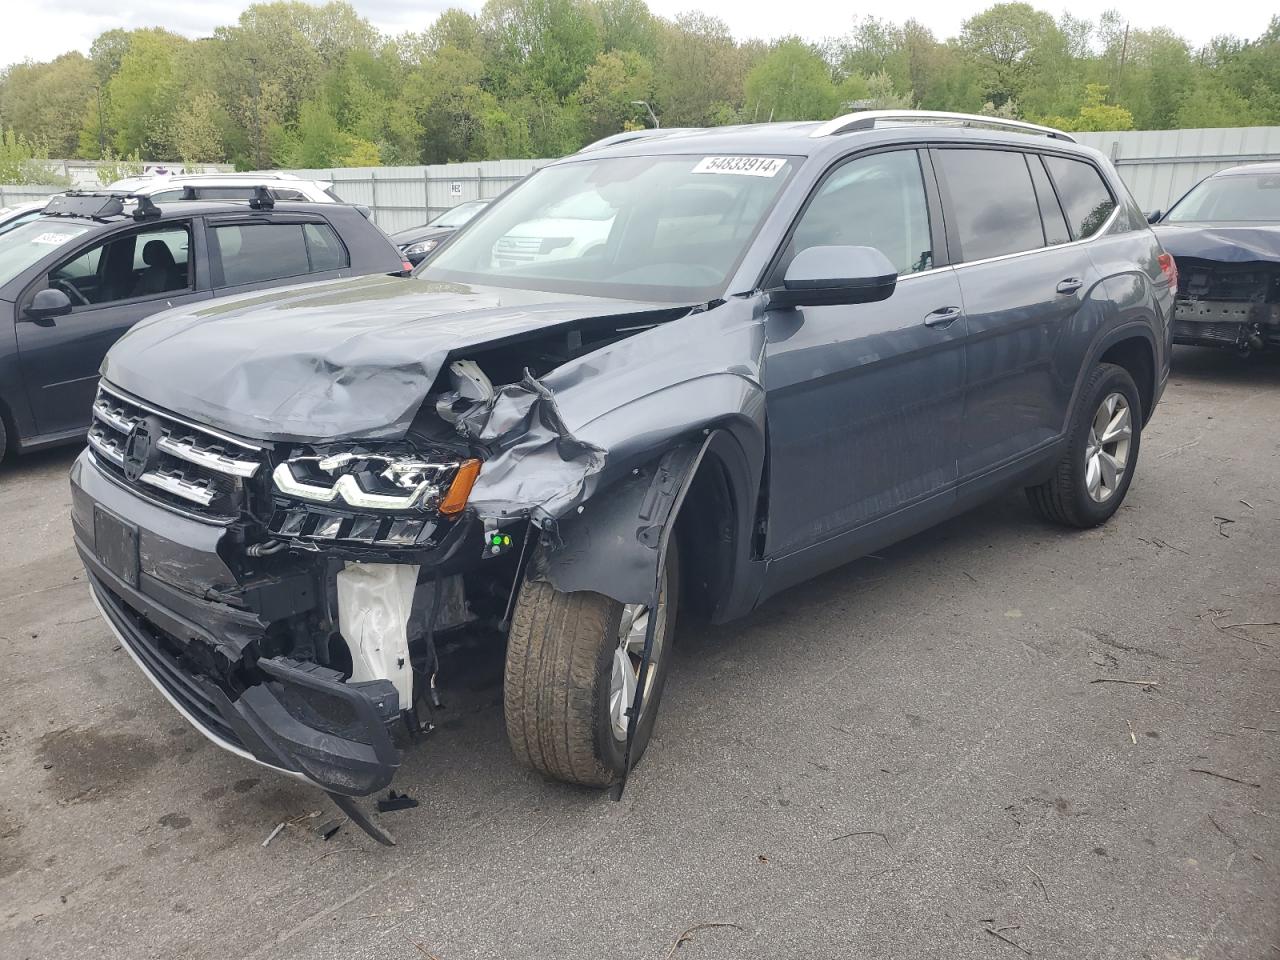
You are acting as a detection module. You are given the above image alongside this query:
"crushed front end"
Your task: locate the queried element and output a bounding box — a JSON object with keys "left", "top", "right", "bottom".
{"left": 1171, "top": 258, "right": 1280, "bottom": 354}
{"left": 71, "top": 382, "right": 528, "bottom": 806}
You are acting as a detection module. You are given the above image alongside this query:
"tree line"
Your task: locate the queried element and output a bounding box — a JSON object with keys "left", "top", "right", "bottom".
{"left": 0, "top": 0, "right": 1277, "bottom": 175}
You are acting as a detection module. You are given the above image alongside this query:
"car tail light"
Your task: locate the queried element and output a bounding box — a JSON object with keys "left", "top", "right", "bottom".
{"left": 1158, "top": 252, "right": 1178, "bottom": 289}
{"left": 401, "top": 260, "right": 414, "bottom": 274}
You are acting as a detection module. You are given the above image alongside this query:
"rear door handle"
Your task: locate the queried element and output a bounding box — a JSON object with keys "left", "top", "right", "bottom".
{"left": 1056, "top": 277, "right": 1084, "bottom": 295}
{"left": 923, "top": 306, "right": 963, "bottom": 328}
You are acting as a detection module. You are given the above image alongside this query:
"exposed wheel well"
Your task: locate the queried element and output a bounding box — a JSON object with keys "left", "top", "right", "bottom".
{"left": 1099, "top": 337, "right": 1156, "bottom": 424}
{"left": 674, "top": 453, "right": 737, "bottom": 622}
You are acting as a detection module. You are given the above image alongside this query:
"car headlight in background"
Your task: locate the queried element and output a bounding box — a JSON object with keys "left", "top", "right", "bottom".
{"left": 402, "top": 238, "right": 440, "bottom": 257}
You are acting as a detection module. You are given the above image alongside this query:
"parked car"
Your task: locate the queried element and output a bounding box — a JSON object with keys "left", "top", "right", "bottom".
{"left": 1149, "top": 162, "right": 1280, "bottom": 354}
{"left": 71, "top": 112, "right": 1173, "bottom": 842}
{"left": 0, "top": 191, "right": 407, "bottom": 459}
{"left": 107, "top": 172, "right": 342, "bottom": 204}
{"left": 392, "top": 199, "right": 489, "bottom": 265}
{"left": 0, "top": 200, "right": 50, "bottom": 238}
{"left": 491, "top": 188, "right": 613, "bottom": 267}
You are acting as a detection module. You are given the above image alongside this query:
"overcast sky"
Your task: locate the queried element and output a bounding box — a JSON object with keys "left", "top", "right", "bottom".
{"left": 2, "top": 0, "right": 1272, "bottom": 69}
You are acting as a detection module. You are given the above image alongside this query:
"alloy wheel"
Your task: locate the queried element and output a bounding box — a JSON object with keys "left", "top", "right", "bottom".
{"left": 1084, "top": 391, "right": 1132, "bottom": 503}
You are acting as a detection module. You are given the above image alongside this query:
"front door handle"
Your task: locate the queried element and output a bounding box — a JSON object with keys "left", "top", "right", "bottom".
{"left": 1056, "top": 277, "right": 1084, "bottom": 295}
{"left": 923, "top": 305, "right": 963, "bottom": 328}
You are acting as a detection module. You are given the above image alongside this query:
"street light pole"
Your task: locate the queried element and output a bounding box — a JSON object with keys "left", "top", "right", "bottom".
{"left": 630, "top": 100, "right": 660, "bottom": 129}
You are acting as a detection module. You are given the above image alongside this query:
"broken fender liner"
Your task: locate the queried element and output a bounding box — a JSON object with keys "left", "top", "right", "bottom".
{"left": 612, "top": 438, "right": 712, "bottom": 800}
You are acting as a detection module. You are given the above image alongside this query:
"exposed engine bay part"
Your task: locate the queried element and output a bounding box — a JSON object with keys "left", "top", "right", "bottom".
{"left": 1159, "top": 234, "right": 1280, "bottom": 355}
{"left": 337, "top": 563, "right": 418, "bottom": 709}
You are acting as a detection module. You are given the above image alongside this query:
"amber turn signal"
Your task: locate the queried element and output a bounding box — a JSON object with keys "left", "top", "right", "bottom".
{"left": 439, "top": 459, "right": 481, "bottom": 515}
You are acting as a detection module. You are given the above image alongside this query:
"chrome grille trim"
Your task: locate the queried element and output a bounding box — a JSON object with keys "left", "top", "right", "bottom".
{"left": 139, "top": 471, "right": 217, "bottom": 506}
{"left": 97, "top": 381, "right": 263, "bottom": 452}
{"left": 87, "top": 426, "right": 125, "bottom": 466}
{"left": 156, "top": 434, "right": 261, "bottom": 478}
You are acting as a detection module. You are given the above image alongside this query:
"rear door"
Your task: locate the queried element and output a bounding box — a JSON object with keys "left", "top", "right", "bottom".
{"left": 15, "top": 218, "right": 210, "bottom": 436}
{"left": 205, "top": 215, "right": 352, "bottom": 296}
{"left": 933, "top": 147, "right": 1106, "bottom": 481}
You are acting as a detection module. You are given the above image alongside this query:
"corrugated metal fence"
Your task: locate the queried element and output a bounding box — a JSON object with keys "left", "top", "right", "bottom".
{"left": 1073, "top": 127, "right": 1280, "bottom": 210}
{"left": 6, "top": 127, "right": 1280, "bottom": 224}
{"left": 280, "top": 159, "right": 551, "bottom": 232}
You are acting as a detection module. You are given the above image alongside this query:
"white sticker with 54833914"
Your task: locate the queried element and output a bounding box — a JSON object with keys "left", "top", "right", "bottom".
{"left": 31, "top": 232, "right": 76, "bottom": 245}
{"left": 692, "top": 156, "right": 785, "bottom": 177}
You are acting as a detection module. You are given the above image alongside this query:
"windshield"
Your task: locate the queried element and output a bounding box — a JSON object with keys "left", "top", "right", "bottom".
{"left": 1165, "top": 172, "right": 1280, "bottom": 223}
{"left": 422, "top": 154, "right": 797, "bottom": 302}
{"left": 0, "top": 218, "right": 92, "bottom": 288}
{"left": 432, "top": 201, "right": 487, "bottom": 228}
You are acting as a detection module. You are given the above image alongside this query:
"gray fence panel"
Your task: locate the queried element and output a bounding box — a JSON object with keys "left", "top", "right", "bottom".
{"left": 0, "top": 185, "right": 64, "bottom": 207}
{"left": 10, "top": 129, "right": 1280, "bottom": 227}
{"left": 1075, "top": 126, "right": 1280, "bottom": 210}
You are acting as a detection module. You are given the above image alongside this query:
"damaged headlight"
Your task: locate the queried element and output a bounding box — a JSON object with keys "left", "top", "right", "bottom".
{"left": 269, "top": 447, "right": 481, "bottom": 546}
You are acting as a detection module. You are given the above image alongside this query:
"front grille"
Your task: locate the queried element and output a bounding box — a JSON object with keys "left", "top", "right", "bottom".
{"left": 89, "top": 384, "right": 267, "bottom": 520}
{"left": 95, "top": 579, "right": 245, "bottom": 750}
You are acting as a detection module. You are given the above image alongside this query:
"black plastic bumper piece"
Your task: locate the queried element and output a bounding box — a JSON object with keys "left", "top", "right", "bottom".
{"left": 83, "top": 552, "right": 402, "bottom": 798}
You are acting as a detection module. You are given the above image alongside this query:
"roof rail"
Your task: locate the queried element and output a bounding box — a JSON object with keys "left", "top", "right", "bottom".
{"left": 810, "top": 110, "right": 1075, "bottom": 143}
{"left": 576, "top": 127, "right": 702, "bottom": 153}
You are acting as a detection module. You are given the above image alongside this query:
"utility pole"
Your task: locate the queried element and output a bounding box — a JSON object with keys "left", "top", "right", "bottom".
{"left": 1117, "top": 23, "right": 1130, "bottom": 94}
{"left": 94, "top": 84, "right": 105, "bottom": 159}
{"left": 247, "top": 56, "right": 264, "bottom": 169}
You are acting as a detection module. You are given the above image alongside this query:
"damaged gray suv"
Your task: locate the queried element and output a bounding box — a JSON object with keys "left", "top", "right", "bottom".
{"left": 72, "top": 112, "right": 1174, "bottom": 841}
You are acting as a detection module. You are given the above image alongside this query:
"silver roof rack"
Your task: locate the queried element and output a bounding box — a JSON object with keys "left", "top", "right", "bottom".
{"left": 810, "top": 110, "right": 1075, "bottom": 143}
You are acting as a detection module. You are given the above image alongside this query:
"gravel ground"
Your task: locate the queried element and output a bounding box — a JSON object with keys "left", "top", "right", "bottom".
{"left": 1, "top": 346, "right": 1277, "bottom": 960}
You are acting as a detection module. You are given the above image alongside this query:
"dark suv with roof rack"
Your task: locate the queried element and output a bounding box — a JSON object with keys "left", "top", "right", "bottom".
{"left": 71, "top": 112, "right": 1174, "bottom": 843}
{"left": 0, "top": 191, "right": 406, "bottom": 459}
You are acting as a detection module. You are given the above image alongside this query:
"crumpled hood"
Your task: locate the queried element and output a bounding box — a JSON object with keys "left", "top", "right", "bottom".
{"left": 101, "top": 273, "right": 670, "bottom": 442}
{"left": 1154, "top": 223, "right": 1280, "bottom": 263}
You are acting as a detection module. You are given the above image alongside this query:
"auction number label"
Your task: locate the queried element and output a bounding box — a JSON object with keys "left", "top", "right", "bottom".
{"left": 31, "top": 232, "right": 77, "bottom": 245}
{"left": 692, "top": 156, "right": 785, "bottom": 177}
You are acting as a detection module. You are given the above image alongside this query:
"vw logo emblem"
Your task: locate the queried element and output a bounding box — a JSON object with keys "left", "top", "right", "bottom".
{"left": 122, "top": 417, "right": 160, "bottom": 482}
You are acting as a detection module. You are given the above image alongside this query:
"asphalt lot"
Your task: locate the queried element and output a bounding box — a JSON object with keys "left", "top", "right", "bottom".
{"left": 1, "top": 346, "right": 1277, "bottom": 960}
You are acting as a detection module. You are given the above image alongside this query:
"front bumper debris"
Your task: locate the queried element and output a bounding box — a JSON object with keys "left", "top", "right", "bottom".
{"left": 1172, "top": 299, "right": 1280, "bottom": 352}
{"left": 72, "top": 450, "right": 401, "bottom": 799}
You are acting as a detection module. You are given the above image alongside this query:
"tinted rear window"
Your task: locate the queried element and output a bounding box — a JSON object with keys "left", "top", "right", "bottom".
{"left": 1044, "top": 156, "right": 1116, "bottom": 239}
{"left": 303, "top": 222, "right": 348, "bottom": 271}
{"left": 214, "top": 223, "right": 310, "bottom": 286}
{"left": 936, "top": 149, "right": 1044, "bottom": 261}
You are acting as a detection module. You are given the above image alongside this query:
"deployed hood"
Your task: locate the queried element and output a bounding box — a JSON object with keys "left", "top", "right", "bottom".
{"left": 101, "top": 273, "right": 672, "bottom": 442}
{"left": 1154, "top": 223, "right": 1280, "bottom": 263}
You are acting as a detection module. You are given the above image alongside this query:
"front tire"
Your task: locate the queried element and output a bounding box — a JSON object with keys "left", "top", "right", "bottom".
{"left": 503, "top": 543, "right": 679, "bottom": 787}
{"left": 1026, "top": 362, "right": 1142, "bottom": 528}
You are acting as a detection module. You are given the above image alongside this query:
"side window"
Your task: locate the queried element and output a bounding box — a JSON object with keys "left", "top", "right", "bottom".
{"left": 935, "top": 149, "right": 1044, "bottom": 261}
{"left": 781, "top": 149, "right": 933, "bottom": 279}
{"left": 1043, "top": 156, "right": 1117, "bottom": 239}
{"left": 272, "top": 189, "right": 308, "bottom": 201}
{"left": 303, "top": 222, "right": 349, "bottom": 272}
{"left": 213, "top": 223, "right": 310, "bottom": 286}
{"left": 1027, "top": 156, "right": 1071, "bottom": 246}
{"left": 49, "top": 222, "right": 191, "bottom": 306}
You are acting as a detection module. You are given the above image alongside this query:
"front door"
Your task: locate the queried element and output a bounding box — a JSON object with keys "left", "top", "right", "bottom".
{"left": 16, "top": 220, "right": 210, "bottom": 437}
{"left": 762, "top": 148, "right": 967, "bottom": 562}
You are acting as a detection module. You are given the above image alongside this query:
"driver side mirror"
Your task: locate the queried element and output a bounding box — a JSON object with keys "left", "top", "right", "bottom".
{"left": 1145, "top": 209, "right": 1163, "bottom": 224}
{"left": 22, "top": 288, "right": 73, "bottom": 323}
{"left": 768, "top": 245, "right": 898, "bottom": 310}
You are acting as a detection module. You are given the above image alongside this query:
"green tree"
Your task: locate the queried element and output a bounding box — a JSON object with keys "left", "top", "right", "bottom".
{"left": 575, "top": 50, "right": 655, "bottom": 138}
{"left": 744, "top": 38, "right": 839, "bottom": 121}
{"left": 960, "top": 2, "right": 1058, "bottom": 107}
{"left": 654, "top": 13, "right": 747, "bottom": 126}
{"left": 104, "top": 29, "right": 188, "bottom": 159}
{"left": 173, "top": 90, "right": 227, "bottom": 163}
{"left": 0, "top": 54, "right": 95, "bottom": 157}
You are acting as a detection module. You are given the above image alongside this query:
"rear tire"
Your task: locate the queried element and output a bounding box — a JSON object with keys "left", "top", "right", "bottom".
{"left": 0, "top": 415, "right": 8, "bottom": 464}
{"left": 1026, "top": 363, "right": 1142, "bottom": 528}
{"left": 503, "top": 542, "right": 679, "bottom": 787}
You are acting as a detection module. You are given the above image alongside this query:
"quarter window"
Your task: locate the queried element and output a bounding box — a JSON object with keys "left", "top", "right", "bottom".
{"left": 781, "top": 149, "right": 933, "bottom": 279}
{"left": 935, "top": 149, "right": 1044, "bottom": 261}
{"left": 1043, "top": 156, "right": 1117, "bottom": 239}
